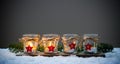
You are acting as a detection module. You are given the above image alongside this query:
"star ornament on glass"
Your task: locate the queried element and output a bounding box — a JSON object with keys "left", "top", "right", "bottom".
{"left": 48, "top": 45, "right": 55, "bottom": 52}
{"left": 69, "top": 42, "right": 76, "bottom": 49}
{"left": 85, "top": 43, "right": 92, "bottom": 50}
{"left": 26, "top": 45, "right": 33, "bottom": 53}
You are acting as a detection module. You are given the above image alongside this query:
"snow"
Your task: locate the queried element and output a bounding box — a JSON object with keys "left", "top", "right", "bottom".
{"left": 0, "top": 48, "right": 120, "bottom": 64}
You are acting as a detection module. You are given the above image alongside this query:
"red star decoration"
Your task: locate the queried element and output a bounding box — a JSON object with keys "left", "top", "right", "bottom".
{"left": 85, "top": 43, "right": 92, "bottom": 50}
{"left": 48, "top": 45, "right": 55, "bottom": 52}
{"left": 26, "top": 45, "right": 33, "bottom": 53}
{"left": 69, "top": 42, "right": 76, "bottom": 49}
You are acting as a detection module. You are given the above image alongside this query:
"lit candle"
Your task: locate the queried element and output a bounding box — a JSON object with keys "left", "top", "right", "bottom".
{"left": 48, "top": 41, "right": 55, "bottom": 52}
{"left": 25, "top": 41, "right": 33, "bottom": 53}
{"left": 20, "top": 34, "right": 40, "bottom": 54}
{"left": 42, "top": 34, "right": 60, "bottom": 53}
{"left": 83, "top": 34, "right": 98, "bottom": 53}
{"left": 62, "top": 34, "right": 79, "bottom": 53}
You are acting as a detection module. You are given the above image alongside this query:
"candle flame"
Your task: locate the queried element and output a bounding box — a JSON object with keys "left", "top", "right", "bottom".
{"left": 49, "top": 41, "right": 52, "bottom": 46}
{"left": 30, "top": 43, "right": 33, "bottom": 47}
{"left": 27, "top": 41, "right": 33, "bottom": 47}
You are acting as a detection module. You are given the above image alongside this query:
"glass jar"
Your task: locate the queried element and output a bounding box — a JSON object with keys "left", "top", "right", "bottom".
{"left": 62, "top": 34, "right": 79, "bottom": 53}
{"left": 83, "top": 34, "right": 99, "bottom": 53}
{"left": 20, "top": 34, "right": 40, "bottom": 54}
{"left": 41, "top": 34, "right": 60, "bottom": 53}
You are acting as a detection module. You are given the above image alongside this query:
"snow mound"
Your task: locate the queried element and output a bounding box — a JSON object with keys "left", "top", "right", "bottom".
{"left": 0, "top": 48, "right": 120, "bottom": 64}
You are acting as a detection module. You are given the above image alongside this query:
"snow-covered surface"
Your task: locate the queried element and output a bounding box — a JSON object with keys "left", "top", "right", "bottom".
{"left": 0, "top": 48, "right": 120, "bottom": 64}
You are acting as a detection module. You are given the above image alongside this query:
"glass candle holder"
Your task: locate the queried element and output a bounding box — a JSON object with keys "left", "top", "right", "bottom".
{"left": 62, "top": 34, "right": 79, "bottom": 53}
{"left": 20, "top": 34, "right": 40, "bottom": 54}
{"left": 41, "top": 34, "right": 60, "bottom": 53}
{"left": 82, "top": 34, "right": 99, "bottom": 53}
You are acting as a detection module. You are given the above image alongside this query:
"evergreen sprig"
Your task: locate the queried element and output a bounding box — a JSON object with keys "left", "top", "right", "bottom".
{"left": 37, "top": 45, "right": 44, "bottom": 52}
{"left": 9, "top": 42, "right": 23, "bottom": 53}
{"left": 58, "top": 43, "right": 63, "bottom": 52}
{"left": 97, "top": 43, "right": 113, "bottom": 53}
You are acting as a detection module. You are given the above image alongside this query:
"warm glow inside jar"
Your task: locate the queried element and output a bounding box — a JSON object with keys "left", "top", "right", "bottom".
{"left": 20, "top": 34, "right": 40, "bottom": 54}
{"left": 62, "top": 34, "right": 79, "bottom": 53}
{"left": 41, "top": 34, "right": 60, "bottom": 53}
{"left": 83, "top": 34, "right": 99, "bottom": 53}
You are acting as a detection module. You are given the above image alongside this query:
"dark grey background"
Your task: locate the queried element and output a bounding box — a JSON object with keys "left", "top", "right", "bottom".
{"left": 0, "top": 0, "right": 120, "bottom": 47}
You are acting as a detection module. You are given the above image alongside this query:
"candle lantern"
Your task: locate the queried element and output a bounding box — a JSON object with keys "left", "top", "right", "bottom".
{"left": 41, "top": 34, "right": 60, "bottom": 53}
{"left": 20, "top": 34, "right": 40, "bottom": 54}
{"left": 62, "top": 34, "right": 79, "bottom": 53}
{"left": 82, "top": 34, "right": 99, "bottom": 53}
